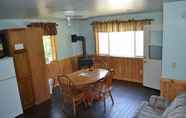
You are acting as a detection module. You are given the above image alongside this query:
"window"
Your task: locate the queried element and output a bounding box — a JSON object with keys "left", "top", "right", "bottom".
{"left": 98, "top": 33, "right": 109, "bottom": 55}
{"left": 135, "top": 31, "right": 144, "bottom": 57}
{"left": 98, "top": 31, "right": 144, "bottom": 58}
{"left": 43, "top": 35, "right": 57, "bottom": 64}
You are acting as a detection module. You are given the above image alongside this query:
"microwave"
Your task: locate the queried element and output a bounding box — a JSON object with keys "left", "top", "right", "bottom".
{"left": 0, "top": 34, "right": 9, "bottom": 58}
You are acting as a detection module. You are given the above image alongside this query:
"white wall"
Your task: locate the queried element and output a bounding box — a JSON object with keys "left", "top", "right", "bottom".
{"left": 162, "top": 1, "right": 186, "bottom": 80}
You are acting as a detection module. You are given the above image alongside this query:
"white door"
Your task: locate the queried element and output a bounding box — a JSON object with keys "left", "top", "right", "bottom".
{"left": 143, "top": 24, "right": 162, "bottom": 90}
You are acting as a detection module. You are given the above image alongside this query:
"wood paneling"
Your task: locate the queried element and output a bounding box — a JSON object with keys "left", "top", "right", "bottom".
{"left": 46, "top": 61, "right": 60, "bottom": 79}
{"left": 58, "top": 58, "right": 73, "bottom": 74}
{"left": 46, "top": 55, "right": 143, "bottom": 84}
{"left": 160, "top": 77, "right": 186, "bottom": 101}
{"left": 25, "top": 27, "right": 50, "bottom": 104}
{"left": 46, "top": 55, "right": 80, "bottom": 79}
{"left": 93, "top": 56, "right": 143, "bottom": 83}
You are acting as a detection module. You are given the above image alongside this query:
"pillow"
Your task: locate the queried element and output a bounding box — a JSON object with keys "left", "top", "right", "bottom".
{"left": 167, "top": 106, "right": 186, "bottom": 118}
{"left": 149, "top": 95, "right": 169, "bottom": 109}
{"left": 176, "top": 92, "right": 186, "bottom": 97}
{"left": 162, "top": 92, "right": 186, "bottom": 117}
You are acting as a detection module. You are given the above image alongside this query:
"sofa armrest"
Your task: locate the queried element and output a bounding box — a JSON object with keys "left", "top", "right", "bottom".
{"left": 133, "top": 101, "right": 149, "bottom": 118}
{"left": 149, "top": 95, "right": 170, "bottom": 109}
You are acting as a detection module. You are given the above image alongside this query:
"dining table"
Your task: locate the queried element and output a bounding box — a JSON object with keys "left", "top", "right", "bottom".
{"left": 66, "top": 68, "right": 109, "bottom": 107}
{"left": 67, "top": 68, "right": 109, "bottom": 87}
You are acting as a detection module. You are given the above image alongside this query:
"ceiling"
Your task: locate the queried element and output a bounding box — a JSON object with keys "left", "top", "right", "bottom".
{"left": 0, "top": 0, "right": 167, "bottom": 19}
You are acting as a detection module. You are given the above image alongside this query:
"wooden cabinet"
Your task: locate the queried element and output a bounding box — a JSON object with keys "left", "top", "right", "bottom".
{"left": 1, "top": 28, "right": 50, "bottom": 110}
{"left": 5, "top": 29, "right": 35, "bottom": 110}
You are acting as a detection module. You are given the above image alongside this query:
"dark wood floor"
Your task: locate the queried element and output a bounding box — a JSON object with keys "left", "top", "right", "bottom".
{"left": 17, "top": 80, "right": 159, "bottom": 118}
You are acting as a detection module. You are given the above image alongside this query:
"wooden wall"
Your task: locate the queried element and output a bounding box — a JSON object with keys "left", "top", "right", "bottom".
{"left": 46, "top": 55, "right": 144, "bottom": 84}
{"left": 93, "top": 56, "right": 144, "bottom": 83}
{"left": 46, "top": 55, "right": 80, "bottom": 79}
{"left": 160, "top": 77, "right": 186, "bottom": 101}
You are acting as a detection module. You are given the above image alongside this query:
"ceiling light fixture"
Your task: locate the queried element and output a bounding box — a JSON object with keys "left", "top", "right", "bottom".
{"left": 66, "top": 16, "right": 71, "bottom": 26}
{"left": 64, "top": 11, "right": 75, "bottom": 26}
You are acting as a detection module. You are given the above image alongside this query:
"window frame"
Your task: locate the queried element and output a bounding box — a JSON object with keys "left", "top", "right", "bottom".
{"left": 42, "top": 35, "right": 57, "bottom": 64}
{"left": 98, "top": 31, "right": 144, "bottom": 58}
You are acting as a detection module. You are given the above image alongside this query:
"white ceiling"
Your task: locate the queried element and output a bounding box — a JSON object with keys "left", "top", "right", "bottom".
{"left": 0, "top": 0, "right": 166, "bottom": 19}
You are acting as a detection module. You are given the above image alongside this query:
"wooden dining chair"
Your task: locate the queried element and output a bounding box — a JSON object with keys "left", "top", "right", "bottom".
{"left": 95, "top": 68, "right": 115, "bottom": 112}
{"left": 57, "top": 75, "right": 85, "bottom": 116}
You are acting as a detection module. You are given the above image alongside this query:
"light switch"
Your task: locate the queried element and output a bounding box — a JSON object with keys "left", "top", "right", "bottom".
{"left": 61, "top": 33, "right": 65, "bottom": 38}
{"left": 171, "top": 62, "right": 176, "bottom": 69}
{"left": 181, "top": 11, "right": 186, "bottom": 19}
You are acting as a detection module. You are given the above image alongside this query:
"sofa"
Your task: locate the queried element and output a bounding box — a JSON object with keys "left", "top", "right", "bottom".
{"left": 133, "top": 92, "right": 186, "bottom": 118}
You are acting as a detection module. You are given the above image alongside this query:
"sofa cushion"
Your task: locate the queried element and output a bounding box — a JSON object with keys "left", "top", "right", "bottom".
{"left": 134, "top": 93, "right": 186, "bottom": 118}
{"left": 162, "top": 92, "right": 186, "bottom": 117}
{"left": 167, "top": 106, "right": 186, "bottom": 118}
{"left": 133, "top": 102, "right": 162, "bottom": 118}
{"left": 174, "top": 92, "right": 186, "bottom": 105}
{"left": 149, "top": 95, "right": 169, "bottom": 110}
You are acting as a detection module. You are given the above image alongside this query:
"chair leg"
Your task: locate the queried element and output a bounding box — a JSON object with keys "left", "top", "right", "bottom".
{"left": 52, "top": 79, "right": 57, "bottom": 95}
{"left": 109, "top": 91, "right": 114, "bottom": 105}
{"left": 61, "top": 97, "right": 68, "bottom": 114}
{"left": 103, "top": 94, "right": 106, "bottom": 113}
{"left": 61, "top": 101, "right": 66, "bottom": 113}
{"left": 52, "top": 79, "right": 55, "bottom": 94}
{"left": 73, "top": 100, "right": 77, "bottom": 116}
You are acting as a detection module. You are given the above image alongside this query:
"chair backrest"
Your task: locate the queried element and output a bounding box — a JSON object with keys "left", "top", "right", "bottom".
{"left": 104, "top": 69, "right": 115, "bottom": 89}
{"left": 57, "top": 75, "right": 74, "bottom": 91}
{"left": 57, "top": 75, "right": 76, "bottom": 103}
{"left": 57, "top": 75, "right": 75, "bottom": 97}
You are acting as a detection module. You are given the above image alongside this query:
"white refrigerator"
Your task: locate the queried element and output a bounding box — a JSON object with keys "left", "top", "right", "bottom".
{"left": 0, "top": 57, "right": 23, "bottom": 118}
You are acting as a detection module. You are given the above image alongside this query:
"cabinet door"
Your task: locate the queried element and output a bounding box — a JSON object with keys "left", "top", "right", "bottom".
{"left": 14, "top": 53, "right": 34, "bottom": 109}
{"left": 7, "top": 29, "right": 35, "bottom": 110}
{"left": 25, "top": 28, "right": 50, "bottom": 104}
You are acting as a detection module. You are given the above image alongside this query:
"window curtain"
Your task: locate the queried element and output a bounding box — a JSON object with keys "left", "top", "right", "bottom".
{"left": 92, "top": 20, "right": 151, "bottom": 54}
{"left": 50, "top": 35, "right": 57, "bottom": 61}
{"left": 27, "top": 22, "right": 58, "bottom": 35}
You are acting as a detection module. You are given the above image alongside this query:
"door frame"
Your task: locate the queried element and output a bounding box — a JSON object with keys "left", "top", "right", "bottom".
{"left": 143, "top": 24, "right": 162, "bottom": 90}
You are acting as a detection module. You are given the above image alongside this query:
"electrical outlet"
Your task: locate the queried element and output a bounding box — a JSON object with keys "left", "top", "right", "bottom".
{"left": 181, "top": 11, "right": 186, "bottom": 19}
